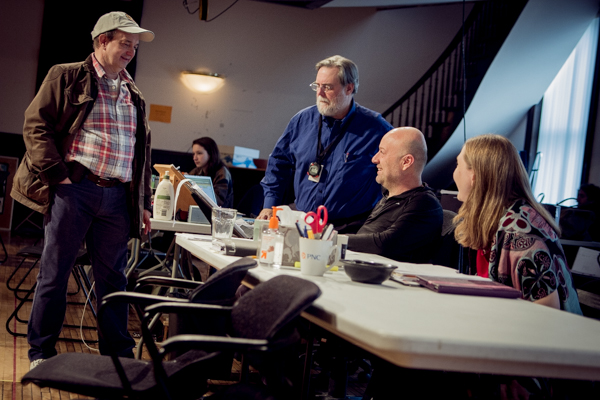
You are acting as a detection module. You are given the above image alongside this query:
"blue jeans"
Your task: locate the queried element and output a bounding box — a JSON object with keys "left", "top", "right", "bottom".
{"left": 28, "top": 176, "right": 135, "bottom": 361}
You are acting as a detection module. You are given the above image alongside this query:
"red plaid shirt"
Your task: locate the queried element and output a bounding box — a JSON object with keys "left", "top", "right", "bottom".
{"left": 66, "top": 54, "right": 137, "bottom": 182}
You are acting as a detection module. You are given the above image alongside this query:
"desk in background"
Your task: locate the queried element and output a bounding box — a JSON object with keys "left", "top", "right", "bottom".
{"left": 126, "top": 219, "right": 210, "bottom": 279}
{"left": 150, "top": 219, "right": 211, "bottom": 235}
{"left": 176, "top": 233, "right": 600, "bottom": 382}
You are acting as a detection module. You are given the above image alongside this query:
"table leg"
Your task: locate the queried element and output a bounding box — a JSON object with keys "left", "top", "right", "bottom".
{"left": 301, "top": 322, "right": 315, "bottom": 400}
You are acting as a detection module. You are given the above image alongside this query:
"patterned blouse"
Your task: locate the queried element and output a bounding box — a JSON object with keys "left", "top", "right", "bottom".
{"left": 488, "top": 200, "right": 582, "bottom": 314}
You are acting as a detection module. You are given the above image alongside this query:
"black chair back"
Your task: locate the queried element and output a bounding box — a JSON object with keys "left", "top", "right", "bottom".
{"left": 189, "top": 257, "right": 257, "bottom": 305}
{"left": 231, "top": 275, "right": 321, "bottom": 341}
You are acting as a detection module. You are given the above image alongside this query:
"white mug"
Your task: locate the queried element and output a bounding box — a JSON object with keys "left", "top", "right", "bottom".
{"left": 299, "top": 237, "right": 338, "bottom": 276}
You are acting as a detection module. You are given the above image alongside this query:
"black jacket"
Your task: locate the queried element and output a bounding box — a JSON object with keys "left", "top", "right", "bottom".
{"left": 347, "top": 185, "right": 443, "bottom": 263}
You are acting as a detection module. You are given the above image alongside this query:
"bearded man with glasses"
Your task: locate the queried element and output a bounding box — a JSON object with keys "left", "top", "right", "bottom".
{"left": 258, "top": 55, "right": 393, "bottom": 233}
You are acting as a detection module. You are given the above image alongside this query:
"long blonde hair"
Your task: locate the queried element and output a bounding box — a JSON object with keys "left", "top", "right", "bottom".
{"left": 454, "top": 134, "right": 560, "bottom": 249}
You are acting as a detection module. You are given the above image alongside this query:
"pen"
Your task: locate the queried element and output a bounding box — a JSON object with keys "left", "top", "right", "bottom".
{"left": 295, "top": 221, "right": 306, "bottom": 238}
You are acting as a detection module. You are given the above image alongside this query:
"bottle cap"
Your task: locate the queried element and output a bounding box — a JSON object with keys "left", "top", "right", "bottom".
{"left": 269, "top": 207, "right": 282, "bottom": 229}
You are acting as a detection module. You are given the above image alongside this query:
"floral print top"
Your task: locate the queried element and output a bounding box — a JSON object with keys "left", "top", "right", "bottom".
{"left": 488, "top": 200, "right": 582, "bottom": 314}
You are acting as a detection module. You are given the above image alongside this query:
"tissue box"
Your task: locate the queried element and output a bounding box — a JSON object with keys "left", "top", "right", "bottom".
{"left": 279, "top": 225, "right": 301, "bottom": 267}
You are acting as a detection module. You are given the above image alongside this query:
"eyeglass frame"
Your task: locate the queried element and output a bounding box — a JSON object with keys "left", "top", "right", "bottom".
{"left": 310, "top": 82, "right": 336, "bottom": 93}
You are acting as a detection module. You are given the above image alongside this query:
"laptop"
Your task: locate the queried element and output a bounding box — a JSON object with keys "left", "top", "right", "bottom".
{"left": 183, "top": 174, "right": 250, "bottom": 239}
{"left": 183, "top": 175, "right": 218, "bottom": 204}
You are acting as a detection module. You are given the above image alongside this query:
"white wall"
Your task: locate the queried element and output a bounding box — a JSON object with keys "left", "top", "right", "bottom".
{"left": 507, "top": 114, "right": 527, "bottom": 151}
{"left": 423, "top": 0, "right": 600, "bottom": 188}
{"left": 3, "top": 0, "right": 597, "bottom": 188}
{"left": 135, "top": 0, "right": 470, "bottom": 156}
{"left": 0, "top": 0, "right": 467, "bottom": 157}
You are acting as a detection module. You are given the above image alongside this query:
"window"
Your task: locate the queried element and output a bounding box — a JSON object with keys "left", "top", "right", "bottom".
{"left": 532, "top": 17, "right": 599, "bottom": 205}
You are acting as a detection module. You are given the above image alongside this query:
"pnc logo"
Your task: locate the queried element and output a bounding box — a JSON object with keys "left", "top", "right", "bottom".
{"left": 301, "top": 252, "right": 321, "bottom": 260}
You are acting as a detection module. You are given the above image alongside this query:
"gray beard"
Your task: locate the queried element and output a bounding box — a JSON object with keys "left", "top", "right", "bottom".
{"left": 317, "top": 102, "right": 336, "bottom": 116}
{"left": 317, "top": 95, "right": 341, "bottom": 117}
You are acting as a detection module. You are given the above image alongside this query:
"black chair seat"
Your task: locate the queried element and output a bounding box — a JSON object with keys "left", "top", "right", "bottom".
{"left": 15, "top": 246, "right": 88, "bottom": 262}
{"left": 23, "top": 350, "right": 216, "bottom": 400}
{"left": 15, "top": 245, "right": 44, "bottom": 258}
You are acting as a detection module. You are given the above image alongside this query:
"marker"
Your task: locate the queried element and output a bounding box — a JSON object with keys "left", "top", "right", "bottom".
{"left": 321, "top": 224, "right": 334, "bottom": 241}
{"left": 307, "top": 229, "right": 315, "bottom": 239}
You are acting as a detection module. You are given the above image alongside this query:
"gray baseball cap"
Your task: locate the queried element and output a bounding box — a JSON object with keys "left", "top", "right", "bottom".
{"left": 91, "top": 11, "right": 154, "bottom": 42}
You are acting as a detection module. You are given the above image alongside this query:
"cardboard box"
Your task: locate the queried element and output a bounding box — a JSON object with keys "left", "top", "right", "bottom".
{"left": 218, "top": 145, "right": 234, "bottom": 166}
{"left": 218, "top": 145, "right": 260, "bottom": 169}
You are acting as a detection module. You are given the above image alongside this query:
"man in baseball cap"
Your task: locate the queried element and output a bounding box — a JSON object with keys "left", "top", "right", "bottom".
{"left": 91, "top": 11, "right": 154, "bottom": 42}
{"left": 15, "top": 11, "right": 155, "bottom": 370}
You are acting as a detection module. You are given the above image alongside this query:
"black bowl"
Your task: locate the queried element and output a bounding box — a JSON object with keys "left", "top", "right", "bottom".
{"left": 340, "top": 259, "right": 398, "bottom": 284}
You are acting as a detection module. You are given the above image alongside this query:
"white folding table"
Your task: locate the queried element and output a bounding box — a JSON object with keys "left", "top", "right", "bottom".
{"left": 175, "top": 233, "right": 600, "bottom": 381}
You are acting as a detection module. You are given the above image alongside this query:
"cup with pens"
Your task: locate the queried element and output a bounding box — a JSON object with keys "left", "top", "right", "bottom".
{"left": 297, "top": 206, "right": 338, "bottom": 276}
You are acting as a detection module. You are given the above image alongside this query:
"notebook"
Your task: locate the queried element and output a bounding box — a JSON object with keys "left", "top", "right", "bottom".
{"left": 571, "top": 247, "right": 600, "bottom": 278}
{"left": 416, "top": 275, "right": 522, "bottom": 298}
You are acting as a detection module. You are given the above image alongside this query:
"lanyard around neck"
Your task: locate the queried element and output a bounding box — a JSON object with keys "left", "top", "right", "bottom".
{"left": 316, "top": 112, "right": 356, "bottom": 165}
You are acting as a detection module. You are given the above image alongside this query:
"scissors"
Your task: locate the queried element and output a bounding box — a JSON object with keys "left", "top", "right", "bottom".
{"left": 304, "top": 205, "right": 328, "bottom": 234}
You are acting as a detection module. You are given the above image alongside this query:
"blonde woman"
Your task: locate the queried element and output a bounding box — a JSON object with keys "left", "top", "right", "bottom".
{"left": 453, "top": 134, "right": 581, "bottom": 314}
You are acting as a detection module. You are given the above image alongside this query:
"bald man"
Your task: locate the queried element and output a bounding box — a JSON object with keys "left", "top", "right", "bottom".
{"left": 346, "top": 127, "right": 443, "bottom": 263}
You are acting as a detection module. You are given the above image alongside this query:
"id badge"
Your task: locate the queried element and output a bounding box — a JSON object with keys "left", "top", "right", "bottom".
{"left": 307, "top": 164, "right": 323, "bottom": 183}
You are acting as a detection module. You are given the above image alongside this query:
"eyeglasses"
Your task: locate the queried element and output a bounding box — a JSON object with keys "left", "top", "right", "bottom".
{"left": 310, "top": 83, "right": 335, "bottom": 93}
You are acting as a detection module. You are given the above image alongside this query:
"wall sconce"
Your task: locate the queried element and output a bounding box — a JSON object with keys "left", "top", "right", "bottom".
{"left": 180, "top": 71, "right": 225, "bottom": 93}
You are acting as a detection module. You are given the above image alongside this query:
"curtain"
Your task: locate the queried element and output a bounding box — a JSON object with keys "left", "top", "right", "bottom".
{"left": 533, "top": 17, "right": 599, "bottom": 205}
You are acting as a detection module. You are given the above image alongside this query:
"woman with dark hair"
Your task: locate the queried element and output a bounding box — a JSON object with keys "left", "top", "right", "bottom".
{"left": 453, "top": 134, "right": 581, "bottom": 313}
{"left": 189, "top": 137, "right": 234, "bottom": 208}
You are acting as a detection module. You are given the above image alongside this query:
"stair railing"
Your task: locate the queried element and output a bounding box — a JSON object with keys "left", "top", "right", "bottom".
{"left": 382, "top": 1, "right": 527, "bottom": 159}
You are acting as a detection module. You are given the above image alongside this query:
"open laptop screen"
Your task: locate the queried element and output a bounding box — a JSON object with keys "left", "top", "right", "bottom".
{"left": 183, "top": 175, "right": 218, "bottom": 204}
{"left": 183, "top": 174, "right": 250, "bottom": 239}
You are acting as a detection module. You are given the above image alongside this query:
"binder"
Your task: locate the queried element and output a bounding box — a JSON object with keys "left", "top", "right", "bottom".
{"left": 416, "top": 275, "right": 522, "bottom": 298}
